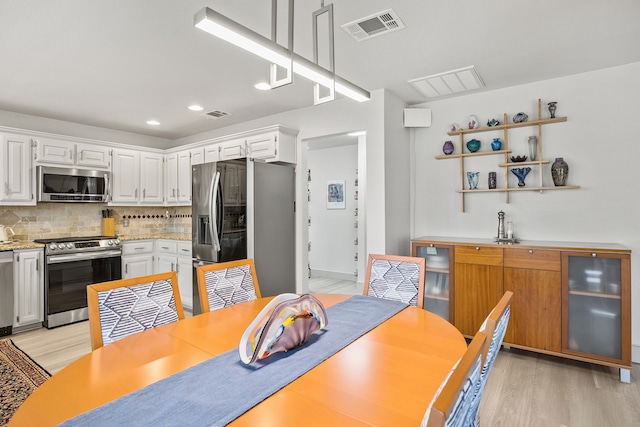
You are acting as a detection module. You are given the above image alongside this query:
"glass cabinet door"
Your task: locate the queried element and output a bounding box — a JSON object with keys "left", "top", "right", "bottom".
{"left": 563, "top": 252, "right": 628, "bottom": 362}
{"left": 412, "top": 243, "right": 453, "bottom": 322}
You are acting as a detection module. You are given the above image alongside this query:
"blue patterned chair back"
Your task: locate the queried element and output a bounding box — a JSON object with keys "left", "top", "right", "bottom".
{"left": 421, "top": 331, "right": 487, "bottom": 427}
{"left": 197, "top": 259, "right": 261, "bottom": 312}
{"left": 467, "top": 291, "right": 513, "bottom": 426}
{"left": 87, "top": 272, "right": 184, "bottom": 350}
{"left": 363, "top": 254, "right": 426, "bottom": 308}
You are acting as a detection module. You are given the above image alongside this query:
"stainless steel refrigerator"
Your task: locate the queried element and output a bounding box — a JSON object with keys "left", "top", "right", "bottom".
{"left": 192, "top": 159, "right": 295, "bottom": 314}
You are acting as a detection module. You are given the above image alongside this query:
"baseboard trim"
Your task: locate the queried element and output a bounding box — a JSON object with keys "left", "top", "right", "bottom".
{"left": 310, "top": 269, "right": 356, "bottom": 281}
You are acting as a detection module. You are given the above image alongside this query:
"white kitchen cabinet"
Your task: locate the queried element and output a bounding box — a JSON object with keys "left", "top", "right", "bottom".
{"left": 0, "top": 133, "right": 35, "bottom": 205}
{"left": 122, "top": 240, "right": 154, "bottom": 279}
{"left": 140, "top": 152, "right": 164, "bottom": 204}
{"left": 190, "top": 147, "right": 205, "bottom": 165}
{"left": 204, "top": 144, "right": 220, "bottom": 163}
{"left": 165, "top": 150, "right": 192, "bottom": 205}
{"left": 13, "top": 249, "right": 44, "bottom": 330}
{"left": 219, "top": 138, "right": 246, "bottom": 160}
{"left": 34, "top": 137, "right": 74, "bottom": 166}
{"left": 155, "top": 240, "right": 192, "bottom": 309}
{"left": 246, "top": 130, "right": 296, "bottom": 164}
{"left": 75, "top": 142, "right": 110, "bottom": 169}
{"left": 111, "top": 148, "right": 164, "bottom": 205}
{"left": 34, "top": 138, "right": 110, "bottom": 169}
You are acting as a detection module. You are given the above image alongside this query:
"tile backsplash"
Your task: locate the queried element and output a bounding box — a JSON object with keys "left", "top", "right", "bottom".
{"left": 0, "top": 205, "right": 191, "bottom": 240}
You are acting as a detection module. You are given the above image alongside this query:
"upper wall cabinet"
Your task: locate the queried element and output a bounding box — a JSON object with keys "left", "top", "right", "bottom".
{"left": 202, "top": 127, "right": 297, "bottom": 164}
{"left": 165, "top": 150, "right": 192, "bottom": 205}
{"left": 111, "top": 148, "right": 164, "bottom": 205}
{"left": 0, "top": 133, "right": 35, "bottom": 205}
{"left": 34, "top": 137, "right": 110, "bottom": 169}
{"left": 246, "top": 130, "right": 296, "bottom": 164}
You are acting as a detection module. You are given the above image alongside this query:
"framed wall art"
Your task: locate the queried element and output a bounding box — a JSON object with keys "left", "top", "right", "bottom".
{"left": 326, "top": 180, "right": 345, "bottom": 209}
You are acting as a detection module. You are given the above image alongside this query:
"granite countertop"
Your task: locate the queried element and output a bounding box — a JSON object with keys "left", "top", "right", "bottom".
{"left": 0, "top": 241, "right": 45, "bottom": 252}
{"left": 118, "top": 233, "right": 191, "bottom": 241}
{"left": 0, "top": 234, "right": 191, "bottom": 252}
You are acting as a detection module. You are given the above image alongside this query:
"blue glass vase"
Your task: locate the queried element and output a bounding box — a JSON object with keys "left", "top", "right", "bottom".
{"left": 511, "top": 167, "right": 531, "bottom": 187}
{"left": 467, "top": 172, "right": 480, "bottom": 189}
{"left": 491, "top": 138, "right": 502, "bottom": 151}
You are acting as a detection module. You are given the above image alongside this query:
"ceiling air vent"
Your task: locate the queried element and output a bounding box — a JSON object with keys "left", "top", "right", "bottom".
{"left": 341, "top": 9, "right": 405, "bottom": 41}
{"left": 205, "top": 110, "right": 230, "bottom": 119}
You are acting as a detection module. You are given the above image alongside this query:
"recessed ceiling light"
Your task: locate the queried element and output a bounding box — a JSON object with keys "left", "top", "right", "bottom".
{"left": 254, "top": 82, "right": 271, "bottom": 91}
{"left": 188, "top": 105, "right": 204, "bottom": 111}
{"left": 146, "top": 120, "right": 160, "bottom": 126}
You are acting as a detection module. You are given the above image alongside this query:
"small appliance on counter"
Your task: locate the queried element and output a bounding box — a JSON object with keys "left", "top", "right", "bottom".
{"left": 0, "top": 252, "right": 13, "bottom": 336}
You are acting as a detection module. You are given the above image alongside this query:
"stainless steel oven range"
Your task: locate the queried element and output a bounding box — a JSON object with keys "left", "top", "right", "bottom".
{"left": 34, "top": 236, "right": 122, "bottom": 328}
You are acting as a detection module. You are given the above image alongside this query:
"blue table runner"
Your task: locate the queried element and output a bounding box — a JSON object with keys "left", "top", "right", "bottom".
{"left": 60, "top": 295, "right": 407, "bottom": 427}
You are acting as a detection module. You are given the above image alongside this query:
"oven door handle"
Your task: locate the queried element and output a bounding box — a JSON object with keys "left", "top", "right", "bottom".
{"left": 47, "top": 250, "right": 122, "bottom": 264}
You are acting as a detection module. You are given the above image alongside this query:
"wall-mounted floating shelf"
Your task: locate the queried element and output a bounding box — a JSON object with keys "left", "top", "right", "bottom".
{"left": 436, "top": 99, "right": 580, "bottom": 212}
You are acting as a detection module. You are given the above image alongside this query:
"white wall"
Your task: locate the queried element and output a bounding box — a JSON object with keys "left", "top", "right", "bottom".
{"left": 308, "top": 144, "right": 358, "bottom": 279}
{"left": 412, "top": 62, "right": 640, "bottom": 361}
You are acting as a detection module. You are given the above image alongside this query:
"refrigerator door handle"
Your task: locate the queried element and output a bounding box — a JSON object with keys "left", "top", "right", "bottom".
{"left": 209, "top": 171, "right": 221, "bottom": 252}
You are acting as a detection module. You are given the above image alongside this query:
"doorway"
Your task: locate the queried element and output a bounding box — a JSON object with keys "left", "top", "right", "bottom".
{"left": 303, "top": 132, "right": 365, "bottom": 295}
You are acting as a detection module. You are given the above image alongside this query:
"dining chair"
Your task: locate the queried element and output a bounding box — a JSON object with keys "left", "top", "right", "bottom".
{"left": 468, "top": 290, "right": 514, "bottom": 426}
{"left": 87, "top": 271, "right": 184, "bottom": 350}
{"left": 363, "top": 254, "right": 426, "bottom": 308}
{"left": 422, "top": 331, "right": 487, "bottom": 427}
{"left": 196, "top": 258, "right": 262, "bottom": 313}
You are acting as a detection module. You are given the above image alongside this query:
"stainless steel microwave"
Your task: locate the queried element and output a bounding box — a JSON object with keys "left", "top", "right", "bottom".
{"left": 37, "top": 166, "right": 110, "bottom": 203}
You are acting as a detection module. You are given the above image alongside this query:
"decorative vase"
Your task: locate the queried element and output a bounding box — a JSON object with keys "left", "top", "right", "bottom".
{"left": 551, "top": 157, "right": 569, "bottom": 186}
{"left": 511, "top": 167, "right": 531, "bottom": 187}
{"left": 467, "top": 172, "right": 480, "bottom": 190}
{"left": 548, "top": 101, "right": 557, "bottom": 119}
{"left": 442, "top": 140, "right": 454, "bottom": 155}
{"left": 491, "top": 138, "right": 502, "bottom": 151}
{"left": 527, "top": 136, "right": 538, "bottom": 161}
{"left": 466, "top": 139, "right": 481, "bottom": 153}
{"left": 488, "top": 172, "right": 497, "bottom": 189}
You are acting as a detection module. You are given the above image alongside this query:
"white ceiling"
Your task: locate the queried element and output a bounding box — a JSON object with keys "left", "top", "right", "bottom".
{"left": 1, "top": 0, "right": 639, "bottom": 141}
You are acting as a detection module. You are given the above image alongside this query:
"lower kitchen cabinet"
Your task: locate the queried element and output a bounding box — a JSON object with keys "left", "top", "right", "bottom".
{"left": 13, "top": 249, "right": 44, "bottom": 331}
{"left": 155, "top": 240, "right": 192, "bottom": 309}
{"left": 411, "top": 237, "right": 632, "bottom": 382}
{"left": 122, "top": 240, "right": 154, "bottom": 279}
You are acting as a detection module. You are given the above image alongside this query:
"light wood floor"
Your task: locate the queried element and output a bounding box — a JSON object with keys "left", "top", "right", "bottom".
{"left": 7, "top": 277, "right": 640, "bottom": 426}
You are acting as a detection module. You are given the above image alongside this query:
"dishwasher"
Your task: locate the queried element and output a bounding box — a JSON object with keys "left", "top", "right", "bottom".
{"left": 0, "top": 252, "right": 13, "bottom": 336}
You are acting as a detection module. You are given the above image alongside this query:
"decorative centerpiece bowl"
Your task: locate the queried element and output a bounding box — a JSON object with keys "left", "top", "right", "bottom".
{"left": 466, "top": 139, "right": 481, "bottom": 153}
{"left": 510, "top": 155, "right": 527, "bottom": 163}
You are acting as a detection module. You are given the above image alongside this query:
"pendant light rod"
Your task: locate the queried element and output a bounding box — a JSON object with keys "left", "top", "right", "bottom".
{"left": 194, "top": 7, "right": 370, "bottom": 103}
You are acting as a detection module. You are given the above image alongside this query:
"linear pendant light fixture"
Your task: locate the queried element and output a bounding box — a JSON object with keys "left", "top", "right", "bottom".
{"left": 194, "top": 6, "right": 370, "bottom": 103}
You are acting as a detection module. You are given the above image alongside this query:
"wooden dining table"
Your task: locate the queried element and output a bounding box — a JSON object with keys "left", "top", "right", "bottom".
{"left": 10, "top": 294, "right": 467, "bottom": 426}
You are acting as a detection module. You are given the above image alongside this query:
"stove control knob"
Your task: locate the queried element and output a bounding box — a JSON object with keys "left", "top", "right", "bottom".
{"left": 114, "top": 238, "right": 121, "bottom": 245}
{"left": 107, "top": 240, "right": 114, "bottom": 246}
{"left": 66, "top": 243, "right": 74, "bottom": 249}
{"left": 49, "top": 244, "right": 57, "bottom": 251}
{"left": 57, "top": 244, "right": 65, "bottom": 250}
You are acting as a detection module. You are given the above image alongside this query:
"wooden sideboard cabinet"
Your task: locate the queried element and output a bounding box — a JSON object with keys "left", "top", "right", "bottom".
{"left": 411, "top": 237, "right": 632, "bottom": 382}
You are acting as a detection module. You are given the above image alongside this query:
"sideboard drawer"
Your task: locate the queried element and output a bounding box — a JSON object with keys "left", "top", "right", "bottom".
{"left": 454, "top": 246, "right": 503, "bottom": 266}
{"left": 504, "top": 248, "right": 561, "bottom": 271}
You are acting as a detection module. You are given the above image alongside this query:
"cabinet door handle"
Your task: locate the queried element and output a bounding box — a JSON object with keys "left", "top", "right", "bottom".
{"left": 475, "top": 246, "right": 480, "bottom": 251}
{"left": 529, "top": 250, "right": 533, "bottom": 254}
{"left": 143, "top": 189, "right": 146, "bottom": 199}
{"left": 429, "top": 244, "right": 434, "bottom": 247}
{"left": 135, "top": 188, "right": 138, "bottom": 198}
{"left": 4, "top": 182, "right": 9, "bottom": 195}
{"left": 171, "top": 263, "right": 175, "bottom": 271}
{"left": 591, "top": 253, "right": 597, "bottom": 257}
